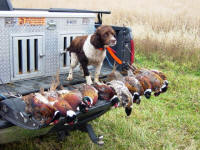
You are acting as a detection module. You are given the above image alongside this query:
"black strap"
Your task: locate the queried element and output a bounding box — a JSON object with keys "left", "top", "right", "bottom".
{"left": 0, "top": 0, "right": 13, "bottom": 11}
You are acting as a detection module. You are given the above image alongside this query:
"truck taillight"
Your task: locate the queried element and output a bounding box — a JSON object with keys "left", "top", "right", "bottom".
{"left": 130, "top": 39, "right": 135, "bottom": 64}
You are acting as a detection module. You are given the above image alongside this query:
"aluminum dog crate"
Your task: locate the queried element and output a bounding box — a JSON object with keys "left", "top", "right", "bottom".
{"left": 0, "top": 10, "right": 96, "bottom": 83}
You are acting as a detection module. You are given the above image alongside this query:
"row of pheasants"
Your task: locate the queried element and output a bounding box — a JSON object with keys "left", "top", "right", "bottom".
{"left": 22, "top": 65, "right": 168, "bottom": 126}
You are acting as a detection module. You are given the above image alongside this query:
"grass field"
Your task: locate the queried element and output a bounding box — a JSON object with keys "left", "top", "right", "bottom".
{"left": 1, "top": 0, "right": 199, "bottom": 150}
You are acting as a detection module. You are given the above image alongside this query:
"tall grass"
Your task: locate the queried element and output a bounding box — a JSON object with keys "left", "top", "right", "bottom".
{"left": 12, "top": 0, "right": 200, "bottom": 70}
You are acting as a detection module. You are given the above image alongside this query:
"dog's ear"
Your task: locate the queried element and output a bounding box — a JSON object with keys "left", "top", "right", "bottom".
{"left": 94, "top": 31, "right": 101, "bottom": 41}
{"left": 91, "top": 32, "right": 103, "bottom": 49}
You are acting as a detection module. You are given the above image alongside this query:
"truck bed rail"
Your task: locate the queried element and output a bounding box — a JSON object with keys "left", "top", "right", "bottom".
{"left": 13, "top": 8, "right": 111, "bottom": 14}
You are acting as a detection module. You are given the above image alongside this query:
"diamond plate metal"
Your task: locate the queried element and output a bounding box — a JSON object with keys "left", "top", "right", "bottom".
{"left": 0, "top": 16, "right": 95, "bottom": 84}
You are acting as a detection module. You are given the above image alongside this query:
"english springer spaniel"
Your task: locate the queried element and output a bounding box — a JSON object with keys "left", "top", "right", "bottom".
{"left": 66, "top": 25, "right": 117, "bottom": 85}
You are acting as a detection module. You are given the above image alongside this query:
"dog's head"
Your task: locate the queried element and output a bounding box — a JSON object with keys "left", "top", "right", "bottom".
{"left": 91, "top": 25, "right": 117, "bottom": 48}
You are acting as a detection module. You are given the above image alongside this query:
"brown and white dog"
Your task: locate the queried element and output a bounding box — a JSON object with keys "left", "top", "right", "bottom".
{"left": 66, "top": 25, "right": 117, "bottom": 85}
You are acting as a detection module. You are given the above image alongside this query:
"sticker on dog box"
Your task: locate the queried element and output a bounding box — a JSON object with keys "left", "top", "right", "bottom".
{"left": 82, "top": 18, "right": 90, "bottom": 25}
{"left": 5, "top": 17, "right": 18, "bottom": 26}
{"left": 66, "top": 19, "right": 78, "bottom": 25}
{"left": 18, "top": 17, "right": 45, "bottom": 26}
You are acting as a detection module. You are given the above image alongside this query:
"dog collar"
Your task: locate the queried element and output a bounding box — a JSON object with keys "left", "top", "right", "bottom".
{"left": 98, "top": 48, "right": 104, "bottom": 51}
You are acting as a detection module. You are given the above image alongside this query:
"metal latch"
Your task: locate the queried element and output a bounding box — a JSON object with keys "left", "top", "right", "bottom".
{"left": 60, "top": 50, "right": 67, "bottom": 55}
{"left": 47, "top": 20, "right": 56, "bottom": 30}
{"left": 40, "top": 53, "right": 46, "bottom": 57}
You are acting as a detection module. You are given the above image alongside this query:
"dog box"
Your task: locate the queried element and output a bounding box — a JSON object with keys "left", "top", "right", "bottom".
{"left": 0, "top": 10, "right": 95, "bottom": 83}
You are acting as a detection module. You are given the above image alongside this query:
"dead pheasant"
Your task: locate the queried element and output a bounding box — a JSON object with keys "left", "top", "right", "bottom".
{"left": 22, "top": 76, "right": 76, "bottom": 125}
{"left": 79, "top": 84, "right": 99, "bottom": 107}
{"left": 22, "top": 93, "right": 54, "bottom": 123}
{"left": 107, "top": 64, "right": 150, "bottom": 104}
{"left": 93, "top": 83, "right": 120, "bottom": 108}
{"left": 134, "top": 74, "right": 152, "bottom": 99}
{"left": 150, "top": 69, "right": 168, "bottom": 93}
{"left": 123, "top": 76, "right": 144, "bottom": 104}
{"left": 57, "top": 89, "right": 89, "bottom": 113}
{"left": 128, "top": 64, "right": 168, "bottom": 96}
{"left": 107, "top": 80, "right": 133, "bottom": 116}
{"left": 22, "top": 92, "right": 76, "bottom": 125}
{"left": 93, "top": 83, "right": 116, "bottom": 101}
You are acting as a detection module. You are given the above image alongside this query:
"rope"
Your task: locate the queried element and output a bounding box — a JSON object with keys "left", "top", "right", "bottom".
{"left": 125, "top": 43, "right": 133, "bottom": 56}
{"left": 106, "top": 55, "right": 114, "bottom": 68}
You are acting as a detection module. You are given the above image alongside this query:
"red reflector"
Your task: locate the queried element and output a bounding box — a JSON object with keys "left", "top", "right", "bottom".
{"left": 53, "top": 120, "right": 59, "bottom": 125}
{"left": 130, "top": 39, "right": 135, "bottom": 64}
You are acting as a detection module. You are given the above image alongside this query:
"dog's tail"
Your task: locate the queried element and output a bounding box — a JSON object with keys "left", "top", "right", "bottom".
{"left": 65, "top": 45, "right": 76, "bottom": 53}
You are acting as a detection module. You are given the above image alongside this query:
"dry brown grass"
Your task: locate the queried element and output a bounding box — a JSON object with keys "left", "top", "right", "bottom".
{"left": 12, "top": 0, "right": 200, "bottom": 69}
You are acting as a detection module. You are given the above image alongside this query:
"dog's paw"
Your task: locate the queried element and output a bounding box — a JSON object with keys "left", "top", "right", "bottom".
{"left": 86, "top": 76, "right": 93, "bottom": 85}
{"left": 94, "top": 76, "right": 100, "bottom": 84}
{"left": 87, "top": 80, "right": 93, "bottom": 85}
{"left": 94, "top": 81, "right": 103, "bottom": 85}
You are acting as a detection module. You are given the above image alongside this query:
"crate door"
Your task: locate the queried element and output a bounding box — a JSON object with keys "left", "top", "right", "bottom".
{"left": 59, "top": 34, "right": 83, "bottom": 73}
{"left": 12, "top": 36, "right": 45, "bottom": 80}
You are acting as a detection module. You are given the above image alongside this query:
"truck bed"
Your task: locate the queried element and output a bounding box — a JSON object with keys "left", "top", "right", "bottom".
{"left": 0, "top": 67, "right": 112, "bottom": 100}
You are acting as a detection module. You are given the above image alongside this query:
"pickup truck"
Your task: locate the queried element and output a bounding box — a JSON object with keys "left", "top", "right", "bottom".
{"left": 0, "top": 0, "right": 134, "bottom": 145}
